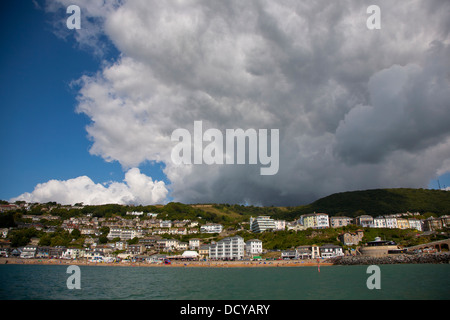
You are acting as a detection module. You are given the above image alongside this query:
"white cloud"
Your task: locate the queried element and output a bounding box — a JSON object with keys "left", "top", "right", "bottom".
{"left": 44, "top": 0, "right": 450, "bottom": 205}
{"left": 11, "top": 168, "right": 168, "bottom": 206}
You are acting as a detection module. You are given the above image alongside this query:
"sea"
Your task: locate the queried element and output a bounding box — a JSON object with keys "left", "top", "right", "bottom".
{"left": 0, "top": 264, "right": 449, "bottom": 300}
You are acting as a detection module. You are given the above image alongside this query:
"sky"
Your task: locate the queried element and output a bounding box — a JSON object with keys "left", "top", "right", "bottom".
{"left": 1, "top": 0, "right": 449, "bottom": 206}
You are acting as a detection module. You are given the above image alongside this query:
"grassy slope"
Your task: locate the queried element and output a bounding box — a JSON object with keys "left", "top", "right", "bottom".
{"left": 194, "top": 188, "right": 450, "bottom": 221}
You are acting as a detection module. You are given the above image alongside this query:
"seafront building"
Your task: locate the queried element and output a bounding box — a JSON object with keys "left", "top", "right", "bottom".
{"left": 209, "top": 236, "right": 245, "bottom": 260}
{"left": 245, "top": 239, "right": 263, "bottom": 256}
{"left": 282, "top": 244, "right": 343, "bottom": 259}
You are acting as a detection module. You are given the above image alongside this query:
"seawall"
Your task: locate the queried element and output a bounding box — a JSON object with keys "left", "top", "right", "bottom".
{"left": 328, "top": 253, "right": 450, "bottom": 265}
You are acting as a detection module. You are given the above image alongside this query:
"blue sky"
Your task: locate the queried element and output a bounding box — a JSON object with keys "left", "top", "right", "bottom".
{"left": 0, "top": 1, "right": 167, "bottom": 201}
{"left": 1, "top": 1, "right": 449, "bottom": 206}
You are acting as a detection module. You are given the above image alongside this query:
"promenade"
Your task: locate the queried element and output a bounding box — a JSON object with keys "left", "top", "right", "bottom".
{"left": 0, "top": 257, "right": 332, "bottom": 268}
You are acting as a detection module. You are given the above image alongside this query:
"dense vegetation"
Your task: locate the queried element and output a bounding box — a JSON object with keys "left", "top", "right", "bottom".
{"left": 296, "top": 188, "right": 450, "bottom": 217}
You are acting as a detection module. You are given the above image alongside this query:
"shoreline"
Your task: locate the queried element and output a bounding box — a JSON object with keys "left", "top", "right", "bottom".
{"left": 0, "top": 257, "right": 331, "bottom": 268}
{"left": 3, "top": 253, "right": 449, "bottom": 267}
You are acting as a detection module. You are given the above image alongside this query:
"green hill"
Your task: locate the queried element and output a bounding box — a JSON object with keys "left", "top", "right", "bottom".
{"left": 289, "top": 188, "right": 450, "bottom": 218}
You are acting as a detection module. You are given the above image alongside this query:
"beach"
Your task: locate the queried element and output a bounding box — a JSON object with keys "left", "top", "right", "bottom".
{"left": 0, "top": 257, "right": 331, "bottom": 268}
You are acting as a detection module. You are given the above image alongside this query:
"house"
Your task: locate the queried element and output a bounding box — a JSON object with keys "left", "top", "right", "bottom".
{"left": 385, "top": 216, "right": 398, "bottom": 229}
{"left": 330, "top": 216, "right": 353, "bottom": 228}
{"left": 355, "top": 215, "right": 374, "bottom": 228}
{"left": 160, "top": 220, "right": 172, "bottom": 228}
{"left": 408, "top": 219, "right": 423, "bottom": 231}
{"left": 157, "top": 239, "right": 180, "bottom": 251}
{"left": 274, "top": 220, "right": 286, "bottom": 231}
{"left": 339, "top": 230, "right": 364, "bottom": 246}
{"left": 281, "top": 250, "right": 296, "bottom": 259}
{"left": 200, "top": 223, "right": 223, "bottom": 234}
{"left": 198, "top": 245, "right": 210, "bottom": 259}
{"left": 127, "top": 244, "right": 145, "bottom": 256}
{"left": 148, "top": 254, "right": 167, "bottom": 263}
{"left": 319, "top": 244, "right": 344, "bottom": 258}
{"left": 20, "top": 245, "right": 37, "bottom": 259}
{"left": 80, "top": 227, "right": 96, "bottom": 235}
{"left": 177, "top": 242, "right": 188, "bottom": 251}
{"left": 373, "top": 216, "right": 387, "bottom": 228}
{"left": 115, "top": 241, "right": 128, "bottom": 251}
{"left": 296, "top": 246, "right": 312, "bottom": 259}
{"left": 311, "top": 245, "right": 320, "bottom": 259}
{"left": 245, "top": 239, "right": 263, "bottom": 256}
{"left": 62, "top": 248, "right": 85, "bottom": 259}
{"left": 287, "top": 222, "right": 307, "bottom": 232}
{"left": 396, "top": 218, "right": 410, "bottom": 230}
{"left": 298, "top": 213, "right": 329, "bottom": 229}
{"left": 107, "top": 228, "right": 122, "bottom": 240}
{"left": 36, "top": 246, "right": 51, "bottom": 259}
{"left": 95, "top": 244, "right": 114, "bottom": 255}
{"left": 49, "top": 246, "right": 66, "bottom": 259}
{"left": 423, "top": 217, "right": 443, "bottom": 231}
{"left": 189, "top": 238, "right": 201, "bottom": 250}
{"left": 86, "top": 250, "right": 105, "bottom": 262}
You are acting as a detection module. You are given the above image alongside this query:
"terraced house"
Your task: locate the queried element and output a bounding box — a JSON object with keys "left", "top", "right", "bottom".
{"left": 298, "top": 213, "right": 329, "bottom": 229}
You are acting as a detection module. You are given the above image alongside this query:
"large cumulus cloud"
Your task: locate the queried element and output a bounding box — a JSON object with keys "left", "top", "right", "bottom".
{"left": 12, "top": 168, "right": 168, "bottom": 205}
{"left": 39, "top": 0, "right": 450, "bottom": 206}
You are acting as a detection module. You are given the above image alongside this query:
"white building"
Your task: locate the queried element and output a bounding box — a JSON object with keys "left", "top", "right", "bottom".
{"left": 385, "top": 216, "right": 398, "bottom": 229}
{"left": 62, "top": 248, "right": 85, "bottom": 259}
{"left": 274, "top": 220, "right": 286, "bottom": 231}
{"left": 355, "top": 215, "right": 374, "bottom": 228}
{"left": 107, "top": 228, "right": 140, "bottom": 241}
{"left": 209, "top": 236, "right": 245, "bottom": 260}
{"left": 189, "top": 238, "right": 201, "bottom": 250}
{"left": 160, "top": 220, "right": 172, "bottom": 228}
{"left": 20, "top": 245, "right": 37, "bottom": 259}
{"left": 157, "top": 239, "right": 180, "bottom": 251}
{"left": 126, "top": 211, "right": 144, "bottom": 216}
{"left": 373, "top": 216, "right": 387, "bottom": 228}
{"left": 408, "top": 219, "right": 423, "bottom": 231}
{"left": 245, "top": 239, "right": 263, "bottom": 256}
{"left": 319, "top": 244, "right": 344, "bottom": 258}
{"left": 200, "top": 223, "right": 223, "bottom": 234}
{"left": 250, "top": 216, "right": 276, "bottom": 233}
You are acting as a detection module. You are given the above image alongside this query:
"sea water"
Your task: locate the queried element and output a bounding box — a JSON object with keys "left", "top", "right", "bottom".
{"left": 0, "top": 264, "right": 448, "bottom": 300}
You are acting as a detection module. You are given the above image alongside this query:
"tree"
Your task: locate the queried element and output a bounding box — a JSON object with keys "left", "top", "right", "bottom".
{"left": 99, "top": 226, "right": 110, "bottom": 236}
{"left": 99, "top": 236, "right": 108, "bottom": 244}
{"left": 127, "top": 237, "right": 139, "bottom": 245}
{"left": 71, "top": 229, "right": 81, "bottom": 239}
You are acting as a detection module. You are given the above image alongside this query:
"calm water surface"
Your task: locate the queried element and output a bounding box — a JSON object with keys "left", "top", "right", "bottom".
{"left": 0, "top": 264, "right": 448, "bottom": 300}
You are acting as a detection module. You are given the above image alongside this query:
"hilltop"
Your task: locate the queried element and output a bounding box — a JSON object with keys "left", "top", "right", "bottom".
{"left": 200, "top": 188, "right": 450, "bottom": 222}
{"left": 291, "top": 188, "right": 450, "bottom": 218}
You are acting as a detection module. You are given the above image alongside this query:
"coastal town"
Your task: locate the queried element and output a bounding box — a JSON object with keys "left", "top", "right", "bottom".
{"left": 0, "top": 201, "right": 449, "bottom": 265}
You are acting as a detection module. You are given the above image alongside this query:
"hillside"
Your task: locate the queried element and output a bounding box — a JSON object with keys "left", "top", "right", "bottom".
{"left": 287, "top": 188, "right": 450, "bottom": 218}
